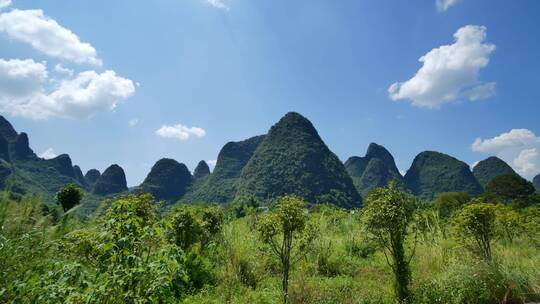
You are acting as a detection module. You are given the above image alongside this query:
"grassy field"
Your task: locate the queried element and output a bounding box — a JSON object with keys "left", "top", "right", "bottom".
{"left": 1, "top": 191, "right": 539, "bottom": 303}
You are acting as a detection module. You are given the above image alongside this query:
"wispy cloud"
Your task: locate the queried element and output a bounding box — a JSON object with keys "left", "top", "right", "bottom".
{"left": 436, "top": 0, "right": 459, "bottom": 12}
{"left": 128, "top": 118, "right": 139, "bottom": 127}
{"left": 155, "top": 123, "right": 206, "bottom": 141}
{"left": 205, "top": 0, "right": 229, "bottom": 11}
{"left": 38, "top": 147, "right": 57, "bottom": 159}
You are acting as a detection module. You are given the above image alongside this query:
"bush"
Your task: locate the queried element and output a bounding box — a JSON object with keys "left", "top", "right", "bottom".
{"left": 453, "top": 203, "right": 496, "bottom": 261}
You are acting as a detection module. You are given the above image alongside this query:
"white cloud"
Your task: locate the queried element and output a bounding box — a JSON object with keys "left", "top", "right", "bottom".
{"left": 472, "top": 129, "right": 540, "bottom": 179}
{"left": 207, "top": 159, "right": 217, "bottom": 168}
{"left": 0, "top": 0, "right": 11, "bottom": 10}
{"left": 155, "top": 124, "right": 206, "bottom": 141}
{"left": 0, "top": 58, "right": 135, "bottom": 119}
{"left": 436, "top": 0, "right": 459, "bottom": 12}
{"left": 464, "top": 82, "right": 496, "bottom": 101}
{"left": 53, "top": 64, "right": 73, "bottom": 77}
{"left": 389, "top": 25, "right": 495, "bottom": 108}
{"left": 0, "top": 9, "right": 102, "bottom": 66}
{"left": 38, "top": 147, "right": 56, "bottom": 159}
{"left": 205, "top": 0, "right": 229, "bottom": 11}
{"left": 128, "top": 118, "right": 139, "bottom": 127}
{"left": 0, "top": 58, "right": 47, "bottom": 97}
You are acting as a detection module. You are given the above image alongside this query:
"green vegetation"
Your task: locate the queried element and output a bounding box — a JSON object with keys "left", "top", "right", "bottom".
{"left": 56, "top": 183, "right": 83, "bottom": 212}
{"left": 472, "top": 156, "right": 517, "bottom": 188}
{"left": 237, "top": 112, "right": 361, "bottom": 208}
{"left": 485, "top": 174, "right": 539, "bottom": 207}
{"left": 256, "top": 196, "right": 313, "bottom": 303}
{"left": 362, "top": 183, "right": 416, "bottom": 303}
{"left": 404, "top": 151, "right": 483, "bottom": 200}
{"left": 2, "top": 185, "right": 540, "bottom": 303}
{"left": 453, "top": 203, "right": 496, "bottom": 261}
{"left": 345, "top": 143, "right": 404, "bottom": 198}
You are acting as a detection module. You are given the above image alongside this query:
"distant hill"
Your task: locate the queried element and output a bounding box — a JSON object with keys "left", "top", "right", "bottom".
{"left": 345, "top": 143, "right": 403, "bottom": 197}
{"left": 84, "top": 169, "right": 101, "bottom": 187}
{"left": 193, "top": 160, "right": 210, "bottom": 180}
{"left": 182, "top": 135, "right": 265, "bottom": 203}
{"left": 534, "top": 174, "right": 540, "bottom": 192}
{"left": 473, "top": 156, "right": 517, "bottom": 188}
{"left": 92, "top": 164, "right": 128, "bottom": 196}
{"left": 236, "top": 112, "right": 361, "bottom": 208}
{"left": 404, "top": 151, "right": 483, "bottom": 200}
{"left": 139, "top": 158, "right": 192, "bottom": 203}
{"left": 0, "top": 116, "right": 89, "bottom": 203}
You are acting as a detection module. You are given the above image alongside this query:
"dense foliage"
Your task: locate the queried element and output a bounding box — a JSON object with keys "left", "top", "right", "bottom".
{"left": 404, "top": 151, "right": 483, "bottom": 200}
{"left": 345, "top": 143, "right": 404, "bottom": 198}
{"left": 56, "top": 183, "right": 83, "bottom": 212}
{"left": 2, "top": 186, "right": 540, "bottom": 303}
{"left": 485, "top": 174, "right": 538, "bottom": 207}
{"left": 237, "top": 112, "right": 361, "bottom": 208}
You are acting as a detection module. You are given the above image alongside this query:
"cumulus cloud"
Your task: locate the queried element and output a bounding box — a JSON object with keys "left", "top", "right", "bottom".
{"left": 0, "top": 58, "right": 135, "bottom": 119}
{"left": 38, "top": 147, "right": 56, "bottom": 159}
{"left": 436, "top": 0, "right": 459, "bottom": 12}
{"left": 128, "top": 118, "right": 139, "bottom": 127}
{"left": 0, "top": 0, "right": 11, "bottom": 10}
{"left": 155, "top": 124, "right": 206, "bottom": 141}
{"left": 389, "top": 25, "right": 495, "bottom": 108}
{"left": 0, "top": 9, "right": 102, "bottom": 66}
{"left": 472, "top": 129, "right": 540, "bottom": 179}
{"left": 205, "top": 0, "right": 229, "bottom": 11}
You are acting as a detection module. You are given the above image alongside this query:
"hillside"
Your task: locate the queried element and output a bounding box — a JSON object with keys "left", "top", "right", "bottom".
{"left": 345, "top": 143, "right": 403, "bottom": 197}
{"left": 139, "top": 158, "right": 192, "bottom": 203}
{"left": 92, "top": 164, "right": 128, "bottom": 196}
{"left": 0, "top": 116, "right": 91, "bottom": 203}
{"left": 182, "top": 135, "right": 265, "bottom": 203}
{"left": 533, "top": 174, "right": 540, "bottom": 192}
{"left": 473, "top": 156, "right": 517, "bottom": 188}
{"left": 236, "top": 112, "right": 361, "bottom": 208}
{"left": 404, "top": 151, "right": 483, "bottom": 200}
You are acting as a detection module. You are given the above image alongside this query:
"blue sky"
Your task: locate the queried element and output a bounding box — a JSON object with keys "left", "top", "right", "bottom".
{"left": 0, "top": 0, "right": 539, "bottom": 185}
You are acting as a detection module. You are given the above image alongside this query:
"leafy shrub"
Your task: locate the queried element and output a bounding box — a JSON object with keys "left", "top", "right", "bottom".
{"left": 453, "top": 203, "right": 496, "bottom": 261}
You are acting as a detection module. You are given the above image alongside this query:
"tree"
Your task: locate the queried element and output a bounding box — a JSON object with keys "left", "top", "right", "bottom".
{"left": 433, "top": 192, "right": 470, "bottom": 219}
{"left": 453, "top": 203, "right": 496, "bottom": 261}
{"left": 167, "top": 206, "right": 224, "bottom": 251}
{"left": 362, "top": 183, "right": 416, "bottom": 303}
{"left": 493, "top": 204, "right": 523, "bottom": 244}
{"left": 94, "top": 194, "right": 187, "bottom": 302}
{"left": 485, "top": 174, "right": 536, "bottom": 207}
{"left": 256, "top": 196, "right": 311, "bottom": 304}
{"left": 55, "top": 183, "right": 83, "bottom": 212}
